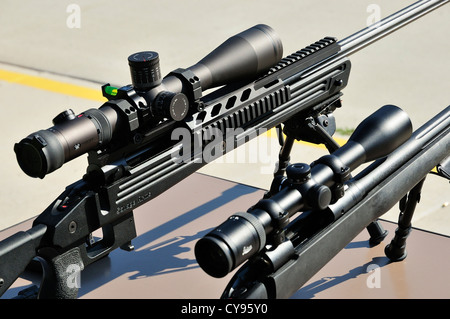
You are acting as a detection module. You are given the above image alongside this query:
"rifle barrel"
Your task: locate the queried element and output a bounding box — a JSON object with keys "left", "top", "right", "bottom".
{"left": 339, "top": 0, "right": 449, "bottom": 57}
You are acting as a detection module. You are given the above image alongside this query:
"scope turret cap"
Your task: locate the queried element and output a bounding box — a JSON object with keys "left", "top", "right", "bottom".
{"left": 128, "top": 51, "right": 162, "bottom": 91}
{"left": 286, "top": 163, "right": 311, "bottom": 184}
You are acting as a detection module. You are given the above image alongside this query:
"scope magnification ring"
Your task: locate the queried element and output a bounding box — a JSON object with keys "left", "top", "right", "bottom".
{"left": 233, "top": 212, "right": 266, "bottom": 252}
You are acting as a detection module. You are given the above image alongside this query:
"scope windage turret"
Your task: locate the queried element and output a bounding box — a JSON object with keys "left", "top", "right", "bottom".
{"left": 14, "top": 25, "right": 283, "bottom": 179}
{"left": 195, "top": 105, "right": 412, "bottom": 278}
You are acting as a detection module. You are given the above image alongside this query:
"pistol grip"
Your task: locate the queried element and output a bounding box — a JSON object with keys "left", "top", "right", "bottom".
{"left": 38, "top": 247, "right": 84, "bottom": 299}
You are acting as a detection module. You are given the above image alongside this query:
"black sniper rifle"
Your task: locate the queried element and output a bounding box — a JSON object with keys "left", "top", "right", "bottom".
{"left": 0, "top": 0, "right": 448, "bottom": 298}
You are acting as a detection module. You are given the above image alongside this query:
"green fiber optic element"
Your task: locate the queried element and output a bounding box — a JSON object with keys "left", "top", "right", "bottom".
{"left": 105, "top": 86, "right": 118, "bottom": 96}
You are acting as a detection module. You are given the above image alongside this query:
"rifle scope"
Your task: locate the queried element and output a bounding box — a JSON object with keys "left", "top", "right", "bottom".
{"left": 14, "top": 24, "right": 282, "bottom": 179}
{"left": 195, "top": 105, "right": 412, "bottom": 278}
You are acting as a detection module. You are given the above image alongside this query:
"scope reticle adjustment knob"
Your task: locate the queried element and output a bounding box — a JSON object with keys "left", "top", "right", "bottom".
{"left": 153, "top": 91, "right": 189, "bottom": 121}
{"left": 52, "top": 109, "right": 76, "bottom": 125}
{"left": 286, "top": 163, "right": 311, "bottom": 184}
{"left": 128, "top": 51, "right": 162, "bottom": 91}
{"left": 287, "top": 163, "right": 332, "bottom": 210}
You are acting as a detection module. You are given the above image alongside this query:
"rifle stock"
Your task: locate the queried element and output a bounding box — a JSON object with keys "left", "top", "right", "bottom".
{"left": 0, "top": 225, "right": 46, "bottom": 297}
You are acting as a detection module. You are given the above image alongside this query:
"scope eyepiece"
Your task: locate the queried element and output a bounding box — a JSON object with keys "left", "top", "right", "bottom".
{"left": 14, "top": 107, "right": 116, "bottom": 178}
{"left": 195, "top": 211, "right": 269, "bottom": 278}
{"left": 14, "top": 130, "right": 65, "bottom": 179}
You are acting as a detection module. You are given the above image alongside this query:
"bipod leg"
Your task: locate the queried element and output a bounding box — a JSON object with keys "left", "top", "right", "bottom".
{"left": 384, "top": 177, "right": 426, "bottom": 261}
{"left": 273, "top": 113, "right": 342, "bottom": 178}
{"left": 366, "top": 220, "right": 389, "bottom": 246}
{"left": 273, "top": 133, "right": 295, "bottom": 177}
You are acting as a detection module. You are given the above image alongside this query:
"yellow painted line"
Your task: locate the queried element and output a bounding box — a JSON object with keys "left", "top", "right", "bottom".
{"left": 0, "top": 68, "right": 347, "bottom": 149}
{"left": 0, "top": 69, "right": 105, "bottom": 102}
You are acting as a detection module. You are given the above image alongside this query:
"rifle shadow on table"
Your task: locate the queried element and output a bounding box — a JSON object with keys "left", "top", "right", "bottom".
{"left": 291, "top": 239, "right": 391, "bottom": 299}
{"left": 78, "top": 183, "right": 260, "bottom": 297}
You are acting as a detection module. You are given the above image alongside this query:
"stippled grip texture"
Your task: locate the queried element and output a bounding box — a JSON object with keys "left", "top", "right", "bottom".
{"left": 39, "top": 247, "right": 84, "bottom": 299}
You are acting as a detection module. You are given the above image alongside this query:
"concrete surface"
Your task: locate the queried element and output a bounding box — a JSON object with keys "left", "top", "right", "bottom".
{"left": 0, "top": 1, "right": 449, "bottom": 236}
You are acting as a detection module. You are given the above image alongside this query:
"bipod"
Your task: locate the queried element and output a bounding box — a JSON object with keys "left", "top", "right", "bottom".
{"left": 385, "top": 177, "right": 427, "bottom": 261}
